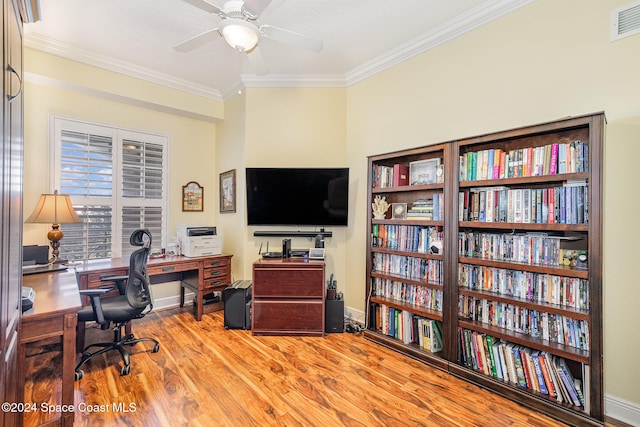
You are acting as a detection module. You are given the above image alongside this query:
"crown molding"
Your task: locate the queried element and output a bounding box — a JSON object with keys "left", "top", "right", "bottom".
{"left": 345, "top": 0, "right": 534, "bottom": 85}
{"left": 24, "top": 32, "right": 224, "bottom": 102}
{"left": 24, "top": 0, "right": 532, "bottom": 100}
{"left": 241, "top": 74, "right": 346, "bottom": 88}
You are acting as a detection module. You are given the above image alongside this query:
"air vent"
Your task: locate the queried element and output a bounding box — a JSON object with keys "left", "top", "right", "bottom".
{"left": 611, "top": 1, "right": 640, "bottom": 41}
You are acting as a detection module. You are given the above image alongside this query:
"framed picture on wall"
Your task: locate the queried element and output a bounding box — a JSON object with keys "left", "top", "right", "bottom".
{"left": 220, "top": 169, "right": 236, "bottom": 213}
{"left": 182, "top": 181, "right": 204, "bottom": 211}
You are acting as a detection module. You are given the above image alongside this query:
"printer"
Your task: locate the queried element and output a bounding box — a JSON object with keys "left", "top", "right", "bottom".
{"left": 177, "top": 224, "right": 222, "bottom": 257}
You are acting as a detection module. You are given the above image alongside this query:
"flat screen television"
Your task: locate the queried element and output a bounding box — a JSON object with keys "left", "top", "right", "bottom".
{"left": 246, "top": 167, "right": 349, "bottom": 226}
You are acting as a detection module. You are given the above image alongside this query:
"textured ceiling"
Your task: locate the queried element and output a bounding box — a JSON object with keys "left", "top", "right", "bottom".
{"left": 24, "top": 0, "right": 533, "bottom": 99}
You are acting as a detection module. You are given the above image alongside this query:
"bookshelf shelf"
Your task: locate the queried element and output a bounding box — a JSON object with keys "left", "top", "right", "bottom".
{"left": 458, "top": 320, "right": 590, "bottom": 364}
{"left": 370, "top": 296, "right": 443, "bottom": 321}
{"left": 373, "top": 219, "right": 444, "bottom": 227}
{"left": 458, "top": 288, "right": 590, "bottom": 320}
{"left": 458, "top": 257, "right": 589, "bottom": 279}
{"left": 458, "top": 222, "right": 589, "bottom": 232}
{"left": 365, "top": 113, "right": 604, "bottom": 426}
{"left": 373, "top": 182, "right": 445, "bottom": 193}
{"left": 459, "top": 171, "right": 589, "bottom": 188}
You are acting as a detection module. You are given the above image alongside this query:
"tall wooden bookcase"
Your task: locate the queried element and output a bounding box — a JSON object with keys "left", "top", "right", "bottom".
{"left": 364, "top": 113, "right": 604, "bottom": 426}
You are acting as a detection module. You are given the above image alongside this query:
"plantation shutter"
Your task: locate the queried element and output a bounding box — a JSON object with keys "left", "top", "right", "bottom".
{"left": 58, "top": 129, "right": 114, "bottom": 261}
{"left": 53, "top": 118, "right": 168, "bottom": 261}
{"left": 120, "top": 136, "right": 166, "bottom": 257}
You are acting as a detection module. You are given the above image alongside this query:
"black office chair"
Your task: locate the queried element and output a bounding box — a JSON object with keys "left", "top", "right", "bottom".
{"left": 75, "top": 229, "right": 160, "bottom": 380}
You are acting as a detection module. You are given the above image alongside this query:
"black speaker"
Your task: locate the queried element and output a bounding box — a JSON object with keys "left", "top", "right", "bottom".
{"left": 282, "top": 238, "right": 291, "bottom": 258}
{"left": 325, "top": 299, "right": 344, "bottom": 333}
{"left": 223, "top": 280, "right": 252, "bottom": 329}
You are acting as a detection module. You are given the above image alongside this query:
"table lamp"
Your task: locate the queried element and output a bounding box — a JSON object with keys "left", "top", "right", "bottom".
{"left": 25, "top": 190, "right": 82, "bottom": 263}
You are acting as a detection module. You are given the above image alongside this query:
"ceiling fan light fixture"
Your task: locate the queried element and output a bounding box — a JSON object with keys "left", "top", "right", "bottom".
{"left": 220, "top": 19, "right": 260, "bottom": 52}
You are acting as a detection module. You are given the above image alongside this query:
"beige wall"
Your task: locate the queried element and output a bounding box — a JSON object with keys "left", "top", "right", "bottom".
{"left": 23, "top": 49, "right": 220, "bottom": 304}
{"left": 216, "top": 92, "right": 248, "bottom": 279}
{"left": 20, "top": 0, "right": 640, "bottom": 417}
{"left": 345, "top": 0, "right": 640, "bottom": 409}
{"left": 241, "top": 87, "right": 349, "bottom": 292}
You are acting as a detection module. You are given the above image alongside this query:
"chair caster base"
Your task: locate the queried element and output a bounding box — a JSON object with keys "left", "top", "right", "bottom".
{"left": 120, "top": 364, "right": 130, "bottom": 376}
{"left": 75, "top": 370, "right": 84, "bottom": 381}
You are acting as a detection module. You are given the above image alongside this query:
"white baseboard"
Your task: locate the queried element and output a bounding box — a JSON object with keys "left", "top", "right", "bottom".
{"left": 606, "top": 394, "right": 640, "bottom": 426}
{"left": 344, "top": 305, "right": 366, "bottom": 326}
{"left": 153, "top": 292, "right": 195, "bottom": 311}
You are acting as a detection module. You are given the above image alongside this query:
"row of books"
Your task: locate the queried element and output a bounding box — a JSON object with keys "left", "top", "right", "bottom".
{"left": 373, "top": 253, "right": 444, "bottom": 284}
{"left": 371, "top": 163, "right": 409, "bottom": 188}
{"left": 458, "top": 231, "right": 587, "bottom": 268}
{"left": 372, "top": 277, "right": 443, "bottom": 311}
{"left": 458, "top": 295, "right": 589, "bottom": 350}
{"left": 459, "top": 183, "right": 588, "bottom": 225}
{"left": 458, "top": 263, "right": 589, "bottom": 309}
{"left": 459, "top": 140, "right": 589, "bottom": 182}
{"left": 457, "top": 328, "right": 588, "bottom": 408}
{"left": 369, "top": 303, "right": 443, "bottom": 352}
{"left": 407, "top": 195, "right": 444, "bottom": 220}
{"left": 371, "top": 224, "right": 443, "bottom": 253}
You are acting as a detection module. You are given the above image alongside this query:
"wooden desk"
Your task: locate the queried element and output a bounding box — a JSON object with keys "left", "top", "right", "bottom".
{"left": 74, "top": 254, "right": 232, "bottom": 348}
{"left": 20, "top": 270, "right": 82, "bottom": 427}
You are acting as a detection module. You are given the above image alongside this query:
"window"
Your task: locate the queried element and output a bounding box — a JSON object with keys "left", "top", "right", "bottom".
{"left": 52, "top": 117, "right": 168, "bottom": 261}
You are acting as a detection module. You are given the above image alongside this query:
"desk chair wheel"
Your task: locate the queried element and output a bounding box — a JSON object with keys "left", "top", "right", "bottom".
{"left": 120, "top": 364, "right": 131, "bottom": 376}
{"left": 75, "top": 370, "right": 84, "bottom": 381}
{"left": 152, "top": 343, "right": 160, "bottom": 353}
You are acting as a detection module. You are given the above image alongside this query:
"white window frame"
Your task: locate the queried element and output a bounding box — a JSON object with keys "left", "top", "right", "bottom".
{"left": 50, "top": 116, "right": 169, "bottom": 260}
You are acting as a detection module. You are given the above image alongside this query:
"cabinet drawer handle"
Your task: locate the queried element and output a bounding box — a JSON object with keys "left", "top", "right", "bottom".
{"left": 209, "top": 270, "right": 221, "bottom": 275}
{"left": 208, "top": 280, "right": 221, "bottom": 286}
{"left": 162, "top": 266, "right": 175, "bottom": 272}
{"left": 208, "top": 261, "right": 221, "bottom": 267}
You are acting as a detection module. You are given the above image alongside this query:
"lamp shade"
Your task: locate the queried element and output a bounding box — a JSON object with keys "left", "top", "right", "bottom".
{"left": 25, "top": 190, "right": 81, "bottom": 225}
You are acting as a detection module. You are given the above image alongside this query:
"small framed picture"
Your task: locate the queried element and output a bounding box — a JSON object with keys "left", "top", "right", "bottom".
{"left": 219, "top": 169, "right": 236, "bottom": 213}
{"left": 392, "top": 203, "right": 407, "bottom": 220}
{"left": 182, "top": 181, "right": 204, "bottom": 212}
{"left": 409, "top": 158, "right": 440, "bottom": 185}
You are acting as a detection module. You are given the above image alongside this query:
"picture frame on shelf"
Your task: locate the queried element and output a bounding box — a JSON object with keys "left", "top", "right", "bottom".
{"left": 219, "top": 169, "right": 236, "bottom": 213}
{"left": 409, "top": 158, "right": 440, "bottom": 185}
{"left": 391, "top": 203, "right": 407, "bottom": 220}
{"left": 182, "top": 181, "right": 204, "bottom": 212}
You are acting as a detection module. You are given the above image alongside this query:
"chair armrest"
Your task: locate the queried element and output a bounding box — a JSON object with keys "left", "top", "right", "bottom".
{"left": 100, "top": 274, "right": 128, "bottom": 294}
{"left": 79, "top": 287, "right": 113, "bottom": 297}
{"left": 79, "top": 287, "right": 113, "bottom": 325}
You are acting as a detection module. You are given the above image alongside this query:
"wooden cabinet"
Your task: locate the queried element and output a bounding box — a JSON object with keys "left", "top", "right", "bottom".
{"left": 252, "top": 258, "right": 325, "bottom": 336}
{"left": 364, "top": 113, "right": 605, "bottom": 426}
{"left": 1, "top": 1, "right": 23, "bottom": 425}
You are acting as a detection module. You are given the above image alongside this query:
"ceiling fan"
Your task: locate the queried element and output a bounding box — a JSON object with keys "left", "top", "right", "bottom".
{"left": 175, "top": 0, "right": 323, "bottom": 75}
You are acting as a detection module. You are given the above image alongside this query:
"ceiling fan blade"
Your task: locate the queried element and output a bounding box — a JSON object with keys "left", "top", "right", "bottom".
{"left": 246, "top": 45, "right": 268, "bottom": 75}
{"left": 260, "top": 25, "right": 323, "bottom": 53}
{"left": 180, "top": 0, "right": 225, "bottom": 14}
{"left": 243, "top": 0, "right": 273, "bottom": 17}
{"left": 174, "top": 28, "right": 222, "bottom": 52}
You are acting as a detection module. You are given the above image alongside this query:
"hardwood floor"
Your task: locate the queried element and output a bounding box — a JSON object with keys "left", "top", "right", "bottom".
{"left": 23, "top": 306, "right": 614, "bottom": 427}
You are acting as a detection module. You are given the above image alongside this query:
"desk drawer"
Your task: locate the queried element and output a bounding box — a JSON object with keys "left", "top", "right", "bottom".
{"left": 203, "top": 258, "right": 229, "bottom": 269}
{"left": 203, "top": 265, "right": 230, "bottom": 280}
{"left": 21, "top": 315, "right": 63, "bottom": 343}
{"left": 253, "top": 268, "right": 324, "bottom": 298}
{"left": 147, "top": 261, "right": 199, "bottom": 276}
{"left": 252, "top": 300, "right": 323, "bottom": 332}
